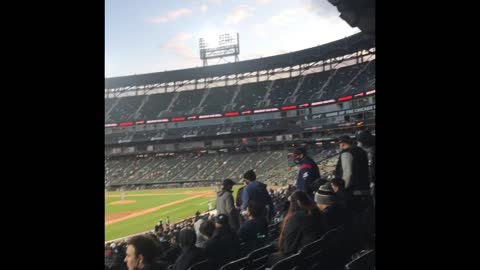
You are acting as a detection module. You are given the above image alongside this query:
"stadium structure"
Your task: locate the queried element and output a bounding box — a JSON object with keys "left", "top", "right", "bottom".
{"left": 105, "top": 32, "right": 375, "bottom": 191}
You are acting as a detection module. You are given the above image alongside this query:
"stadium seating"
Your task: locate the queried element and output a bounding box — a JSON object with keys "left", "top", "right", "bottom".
{"left": 344, "top": 249, "right": 375, "bottom": 270}
{"left": 104, "top": 60, "right": 375, "bottom": 125}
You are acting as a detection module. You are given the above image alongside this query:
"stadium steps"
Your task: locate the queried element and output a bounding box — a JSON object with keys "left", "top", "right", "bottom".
{"left": 172, "top": 155, "right": 207, "bottom": 181}
{"left": 160, "top": 91, "right": 180, "bottom": 117}
{"left": 309, "top": 67, "right": 340, "bottom": 101}
{"left": 256, "top": 151, "right": 286, "bottom": 180}
{"left": 105, "top": 97, "right": 122, "bottom": 122}
{"left": 341, "top": 59, "right": 374, "bottom": 96}
{"left": 202, "top": 154, "right": 237, "bottom": 180}
{"left": 132, "top": 94, "right": 150, "bottom": 120}
{"left": 227, "top": 152, "right": 256, "bottom": 179}
{"left": 126, "top": 158, "right": 158, "bottom": 183}
{"left": 136, "top": 158, "right": 169, "bottom": 183}
{"left": 193, "top": 86, "right": 212, "bottom": 114}
{"left": 283, "top": 74, "right": 306, "bottom": 105}
{"left": 224, "top": 84, "right": 242, "bottom": 112}
{"left": 188, "top": 155, "right": 223, "bottom": 181}
{"left": 257, "top": 79, "right": 276, "bottom": 108}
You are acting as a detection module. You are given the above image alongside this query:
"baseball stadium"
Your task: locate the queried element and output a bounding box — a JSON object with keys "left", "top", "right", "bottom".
{"left": 105, "top": 1, "right": 375, "bottom": 269}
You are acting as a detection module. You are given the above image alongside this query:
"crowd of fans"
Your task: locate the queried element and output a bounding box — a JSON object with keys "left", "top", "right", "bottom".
{"left": 105, "top": 130, "right": 375, "bottom": 270}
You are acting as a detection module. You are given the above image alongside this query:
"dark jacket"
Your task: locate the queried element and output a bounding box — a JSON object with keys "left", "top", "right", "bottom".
{"left": 238, "top": 217, "right": 269, "bottom": 251}
{"left": 335, "top": 146, "right": 370, "bottom": 191}
{"left": 322, "top": 203, "right": 350, "bottom": 230}
{"left": 296, "top": 156, "right": 321, "bottom": 197}
{"left": 173, "top": 247, "right": 207, "bottom": 270}
{"left": 241, "top": 181, "right": 274, "bottom": 219}
{"left": 236, "top": 186, "right": 245, "bottom": 208}
{"left": 204, "top": 226, "right": 240, "bottom": 269}
{"left": 142, "top": 262, "right": 168, "bottom": 270}
{"left": 280, "top": 209, "right": 327, "bottom": 256}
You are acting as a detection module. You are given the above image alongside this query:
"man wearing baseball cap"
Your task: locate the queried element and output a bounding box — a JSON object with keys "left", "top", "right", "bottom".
{"left": 291, "top": 146, "right": 321, "bottom": 199}
{"left": 335, "top": 135, "right": 370, "bottom": 212}
{"left": 215, "top": 179, "right": 240, "bottom": 231}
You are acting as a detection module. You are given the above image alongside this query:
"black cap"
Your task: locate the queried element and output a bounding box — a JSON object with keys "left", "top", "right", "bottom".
{"left": 337, "top": 135, "right": 353, "bottom": 145}
{"left": 356, "top": 130, "right": 374, "bottom": 146}
{"left": 215, "top": 214, "right": 229, "bottom": 225}
{"left": 293, "top": 147, "right": 307, "bottom": 156}
{"left": 223, "top": 179, "right": 236, "bottom": 186}
{"left": 243, "top": 170, "right": 256, "bottom": 181}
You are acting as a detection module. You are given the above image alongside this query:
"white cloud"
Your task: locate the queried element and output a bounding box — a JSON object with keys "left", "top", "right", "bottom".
{"left": 256, "top": 0, "right": 272, "bottom": 4}
{"left": 148, "top": 8, "right": 192, "bottom": 24}
{"left": 250, "top": 6, "right": 359, "bottom": 59}
{"left": 161, "top": 33, "right": 197, "bottom": 60}
{"left": 269, "top": 8, "right": 309, "bottom": 26}
{"left": 225, "top": 6, "right": 254, "bottom": 25}
{"left": 207, "top": 0, "right": 222, "bottom": 4}
{"left": 201, "top": 4, "right": 208, "bottom": 12}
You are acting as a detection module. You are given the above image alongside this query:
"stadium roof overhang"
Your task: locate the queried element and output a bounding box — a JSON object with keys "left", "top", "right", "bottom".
{"left": 105, "top": 32, "right": 374, "bottom": 89}
{"left": 328, "top": 0, "right": 375, "bottom": 37}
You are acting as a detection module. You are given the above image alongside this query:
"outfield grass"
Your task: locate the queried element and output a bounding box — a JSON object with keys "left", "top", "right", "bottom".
{"left": 105, "top": 186, "right": 241, "bottom": 241}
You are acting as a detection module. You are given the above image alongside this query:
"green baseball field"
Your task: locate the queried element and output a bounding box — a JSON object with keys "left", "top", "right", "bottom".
{"left": 105, "top": 186, "right": 242, "bottom": 242}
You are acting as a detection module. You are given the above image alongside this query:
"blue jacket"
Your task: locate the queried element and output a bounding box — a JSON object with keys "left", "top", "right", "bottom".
{"left": 241, "top": 181, "right": 274, "bottom": 218}
{"left": 296, "top": 157, "right": 321, "bottom": 196}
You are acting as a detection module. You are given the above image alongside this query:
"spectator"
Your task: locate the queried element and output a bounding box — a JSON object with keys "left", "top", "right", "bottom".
{"left": 268, "top": 191, "right": 327, "bottom": 265}
{"left": 215, "top": 178, "right": 240, "bottom": 231}
{"left": 173, "top": 228, "right": 207, "bottom": 270}
{"left": 335, "top": 135, "right": 370, "bottom": 212}
{"left": 124, "top": 235, "right": 166, "bottom": 270}
{"left": 203, "top": 214, "right": 240, "bottom": 269}
{"left": 315, "top": 182, "right": 350, "bottom": 230}
{"left": 193, "top": 217, "right": 208, "bottom": 248}
{"left": 238, "top": 201, "right": 269, "bottom": 251}
{"left": 236, "top": 185, "right": 246, "bottom": 225}
{"left": 356, "top": 130, "right": 375, "bottom": 183}
{"left": 199, "top": 219, "right": 215, "bottom": 239}
{"left": 241, "top": 170, "right": 275, "bottom": 221}
{"left": 356, "top": 130, "right": 376, "bottom": 206}
{"left": 291, "top": 147, "right": 321, "bottom": 198}
{"left": 161, "top": 231, "right": 181, "bottom": 264}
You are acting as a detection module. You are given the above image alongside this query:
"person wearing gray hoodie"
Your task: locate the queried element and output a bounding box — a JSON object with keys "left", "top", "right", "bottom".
{"left": 215, "top": 178, "right": 240, "bottom": 231}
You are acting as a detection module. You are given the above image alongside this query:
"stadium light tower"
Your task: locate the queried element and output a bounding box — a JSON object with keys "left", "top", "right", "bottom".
{"left": 199, "top": 32, "right": 240, "bottom": 66}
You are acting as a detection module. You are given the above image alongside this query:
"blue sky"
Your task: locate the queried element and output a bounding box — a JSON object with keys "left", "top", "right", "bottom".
{"left": 105, "top": 0, "right": 359, "bottom": 78}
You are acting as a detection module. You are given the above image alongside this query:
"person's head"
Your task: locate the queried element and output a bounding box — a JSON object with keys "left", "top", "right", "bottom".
{"left": 243, "top": 170, "right": 256, "bottom": 185}
{"left": 279, "top": 191, "right": 323, "bottom": 253}
{"left": 329, "top": 177, "right": 345, "bottom": 193}
{"left": 337, "top": 135, "right": 353, "bottom": 151}
{"left": 199, "top": 220, "right": 215, "bottom": 239}
{"left": 356, "top": 130, "right": 374, "bottom": 148}
{"left": 314, "top": 182, "right": 339, "bottom": 210}
{"left": 215, "top": 214, "right": 230, "bottom": 229}
{"left": 222, "top": 178, "right": 236, "bottom": 191}
{"left": 292, "top": 147, "right": 307, "bottom": 164}
{"left": 178, "top": 228, "right": 197, "bottom": 251}
{"left": 124, "top": 235, "right": 157, "bottom": 270}
{"left": 247, "top": 200, "right": 265, "bottom": 219}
